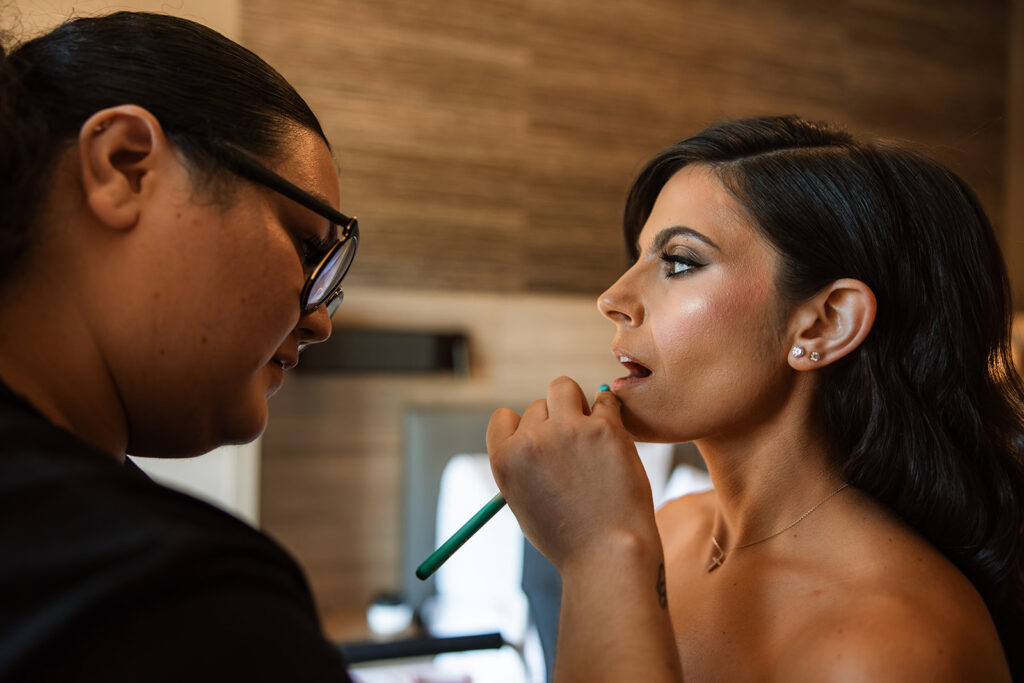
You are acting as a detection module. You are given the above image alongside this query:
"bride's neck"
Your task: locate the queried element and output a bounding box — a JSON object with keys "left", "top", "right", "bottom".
{"left": 697, "top": 420, "right": 843, "bottom": 549}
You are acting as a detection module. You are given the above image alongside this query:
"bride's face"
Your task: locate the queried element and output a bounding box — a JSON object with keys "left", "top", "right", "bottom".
{"left": 598, "top": 164, "right": 793, "bottom": 444}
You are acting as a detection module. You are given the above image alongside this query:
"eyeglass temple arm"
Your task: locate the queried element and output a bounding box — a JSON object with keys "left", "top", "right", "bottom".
{"left": 217, "top": 143, "right": 358, "bottom": 237}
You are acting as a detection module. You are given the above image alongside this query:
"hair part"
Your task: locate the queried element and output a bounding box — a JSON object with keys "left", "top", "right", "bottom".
{"left": 625, "top": 115, "right": 1024, "bottom": 674}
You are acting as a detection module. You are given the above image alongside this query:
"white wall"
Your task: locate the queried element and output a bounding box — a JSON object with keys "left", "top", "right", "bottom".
{"left": 132, "top": 446, "right": 260, "bottom": 526}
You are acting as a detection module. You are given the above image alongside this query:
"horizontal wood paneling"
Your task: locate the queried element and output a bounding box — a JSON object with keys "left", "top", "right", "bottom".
{"left": 244, "top": 0, "right": 1009, "bottom": 295}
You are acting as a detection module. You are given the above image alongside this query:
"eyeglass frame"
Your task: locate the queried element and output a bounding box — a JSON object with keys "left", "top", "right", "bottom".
{"left": 212, "top": 140, "right": 359, "bottom": 317}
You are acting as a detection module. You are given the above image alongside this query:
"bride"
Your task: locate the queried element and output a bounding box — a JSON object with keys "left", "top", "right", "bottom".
{"left": 487, "top": 116, "right": 1023, "bottom": 682}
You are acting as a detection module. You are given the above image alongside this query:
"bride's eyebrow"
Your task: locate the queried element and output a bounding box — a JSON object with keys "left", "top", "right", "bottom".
{"left": 642, "top": 225, "right": 721, "bottom": 254}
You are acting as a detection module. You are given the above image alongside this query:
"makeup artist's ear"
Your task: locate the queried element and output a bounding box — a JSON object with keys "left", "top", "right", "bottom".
{"left": 78, "top": 105, "right": 169, "bottom": 232}
{"left": 787, "top": 278, "right": 876, "bottom": 369}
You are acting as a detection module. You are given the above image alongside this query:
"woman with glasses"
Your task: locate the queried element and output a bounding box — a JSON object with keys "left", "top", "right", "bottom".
{"left": 488, "top": 117, "right": 1023, "bottom": 681}
{"left": 0, "top": 12, "right": 355, "bottom": 681}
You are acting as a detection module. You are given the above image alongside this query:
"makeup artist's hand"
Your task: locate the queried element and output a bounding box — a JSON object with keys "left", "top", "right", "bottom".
{"left": 486, "top": 376, "right": 660, "bottom": 571}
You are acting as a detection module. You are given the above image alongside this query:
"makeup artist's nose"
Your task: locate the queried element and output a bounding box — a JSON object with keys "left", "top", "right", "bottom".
{"left": 598, "top": 271, "right": 643, "bottom": 327}
{"left": 296, "top": 301, "right": 332, "bottom": 346}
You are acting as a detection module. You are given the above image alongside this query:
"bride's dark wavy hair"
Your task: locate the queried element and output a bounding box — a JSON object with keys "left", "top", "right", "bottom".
{"left": 624, "top": 115, "right": 1024, "bottom": 676}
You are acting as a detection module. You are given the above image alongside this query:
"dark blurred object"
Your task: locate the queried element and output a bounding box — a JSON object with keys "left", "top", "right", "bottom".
{"left": 298, "top": 328, "right": 469, "bottom": 375}
{"left": 522, "top": 539, "right": 560, "bottom": 683}
{"left": 337, "top": 632, "right": 504, "bottom": 664}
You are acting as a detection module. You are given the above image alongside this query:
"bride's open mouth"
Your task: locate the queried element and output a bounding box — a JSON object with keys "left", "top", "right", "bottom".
{"left": 613, "top": 352, "right": 652, "bottom": 390}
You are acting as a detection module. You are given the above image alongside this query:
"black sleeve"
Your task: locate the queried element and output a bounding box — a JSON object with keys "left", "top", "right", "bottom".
{"left": 0, "top": 428, "right": 354, "bottom": 683}
{"left": 23, "top": 562, "right": 352, "bottom": 683}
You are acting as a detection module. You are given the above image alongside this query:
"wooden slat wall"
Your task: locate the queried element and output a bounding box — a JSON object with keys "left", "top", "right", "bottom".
{"left": 1006, "top": 0, "right": 1024, "bottom": 304}
{"left": 243, "top": 0, "right": 1009, "bottom": 296}
{"left": 242, "top": 0, "right": 1016, "bottom": 631}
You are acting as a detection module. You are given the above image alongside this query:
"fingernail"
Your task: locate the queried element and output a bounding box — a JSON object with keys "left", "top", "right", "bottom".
{"left": 599, "top": 384, "right": 610, "bottom": 392}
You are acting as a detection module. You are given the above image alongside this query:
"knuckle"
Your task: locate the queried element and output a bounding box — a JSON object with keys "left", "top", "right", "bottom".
{"left": 490, "top": 450, "right": 512, "bottom": 479}
{"left": 489, "top": 407, "right": 515, "bottom": 422}
{"left": 520, "top": 429, "right": 546, "bottom": 456}
{"left": 590, "top": 415, "right": 617, "bottom": 439}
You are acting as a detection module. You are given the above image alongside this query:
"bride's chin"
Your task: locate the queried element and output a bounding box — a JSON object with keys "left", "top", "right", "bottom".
{"left": 620, "top": 406, "right": 670, "bottom": 443}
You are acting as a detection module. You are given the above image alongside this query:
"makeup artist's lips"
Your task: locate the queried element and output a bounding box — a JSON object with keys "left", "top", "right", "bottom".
{"left": 611, "top": 349, "right": 652, "bottom": 391}
{"left": 272, "top": 354, "right": 298, "bottom": 371}
{"left": 266, "top": 354, "right": 297, "bottom": 396}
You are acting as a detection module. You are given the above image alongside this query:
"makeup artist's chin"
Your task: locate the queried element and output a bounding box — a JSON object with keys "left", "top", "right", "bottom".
{"left": 265, "top": 360, "right": 286, "bottom": 398}
{"left": 218, "top": 404, "right": 270, "bottom": 451}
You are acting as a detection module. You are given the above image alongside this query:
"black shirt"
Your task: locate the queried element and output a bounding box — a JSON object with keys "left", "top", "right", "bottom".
{"left": 0, "top": 379, "right": 351, "bottom": 682}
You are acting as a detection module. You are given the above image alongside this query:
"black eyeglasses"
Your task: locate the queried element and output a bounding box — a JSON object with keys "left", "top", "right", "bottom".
{"left": 214, "top": 141, "right": 359, "bottom": 318}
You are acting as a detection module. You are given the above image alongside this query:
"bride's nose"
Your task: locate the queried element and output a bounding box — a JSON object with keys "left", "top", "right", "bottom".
{"left": 597, "top": 268, "right": 643, "bottom": 327}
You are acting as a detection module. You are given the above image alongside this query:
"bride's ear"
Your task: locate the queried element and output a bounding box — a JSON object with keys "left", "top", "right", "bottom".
{"left": 786, "top": 278, "right": 876, "bottom": 369}
{"left": 78, "top": 105, "right": 170, "bottom": 232}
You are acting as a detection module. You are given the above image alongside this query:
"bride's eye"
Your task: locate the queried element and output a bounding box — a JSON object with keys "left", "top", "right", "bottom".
{"left": 661, "top": 249, "right": 705, "bottom": 278}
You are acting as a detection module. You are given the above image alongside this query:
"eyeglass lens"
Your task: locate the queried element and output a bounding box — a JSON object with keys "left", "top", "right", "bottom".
{"left": 325, "top": 290, "right": 344, "bottom": 318}
{"left": 305, "top": 234, "right": 358, "bottom": 309}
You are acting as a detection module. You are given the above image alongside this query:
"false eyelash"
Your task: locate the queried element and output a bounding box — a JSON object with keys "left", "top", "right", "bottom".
{"left": 660, "top": 250, "right": 706, "bottom": 277}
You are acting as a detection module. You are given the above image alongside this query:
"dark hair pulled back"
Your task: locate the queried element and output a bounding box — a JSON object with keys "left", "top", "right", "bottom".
{"left": 624, "top": 116, "right": 1024, "bottom": 676}
{"left": 0, "top": 11, "right": 325, "bottom": 278}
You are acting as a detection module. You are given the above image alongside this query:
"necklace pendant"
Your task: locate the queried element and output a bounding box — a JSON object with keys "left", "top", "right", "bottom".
{"left": 707, "top": 553, "right": 724, "bottom": 573}
{"left": 707, "top": 535, "right": 726, "bottom": 572}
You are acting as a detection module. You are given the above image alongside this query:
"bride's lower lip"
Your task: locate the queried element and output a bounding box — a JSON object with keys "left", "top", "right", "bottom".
{"left": 611, "top": 374, "right": 651, "bottom": 392}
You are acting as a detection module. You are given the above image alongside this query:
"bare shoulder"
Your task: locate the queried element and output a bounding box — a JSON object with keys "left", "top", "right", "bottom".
{"left": 655, "top": 489, "right": 715, "bottom": 547}
{"left": 777, "top": 508, "right": 1011, "bottom": 682}
{"left": 779, "top": 595, "right": 1011, "bottom": 682}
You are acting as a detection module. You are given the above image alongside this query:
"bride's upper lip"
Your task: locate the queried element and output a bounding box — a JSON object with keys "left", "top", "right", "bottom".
{"left": 611, "top": 346, "right": 652, "bottom": 371}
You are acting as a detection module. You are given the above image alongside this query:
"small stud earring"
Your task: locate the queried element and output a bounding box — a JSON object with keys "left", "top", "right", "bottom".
{"left": 809, "top": 351, "right": 821, "bottom": 362}
{"left": 791, "top": 346, "right": 805, "bottom": 358}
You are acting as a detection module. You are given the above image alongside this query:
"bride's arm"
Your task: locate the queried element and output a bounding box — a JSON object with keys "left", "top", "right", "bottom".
{"left": 555, "top": 529, "right": 681, "bottom": 681}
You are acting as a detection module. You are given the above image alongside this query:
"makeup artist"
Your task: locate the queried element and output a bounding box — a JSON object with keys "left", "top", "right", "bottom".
{"left": 0, "top": 12, "right": 356, "bottom": 681}
{"left": 488, "top": 117, "right": 1024, "bottom": 681}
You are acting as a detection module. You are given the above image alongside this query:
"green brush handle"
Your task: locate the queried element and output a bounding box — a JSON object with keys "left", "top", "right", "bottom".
{"left": 415, "top": 492, "right": 507, "bottom": 580}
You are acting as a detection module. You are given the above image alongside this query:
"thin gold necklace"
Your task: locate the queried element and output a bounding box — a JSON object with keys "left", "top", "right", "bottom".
{"left": 707, "top": 483, "right": 849, "bottom": 573}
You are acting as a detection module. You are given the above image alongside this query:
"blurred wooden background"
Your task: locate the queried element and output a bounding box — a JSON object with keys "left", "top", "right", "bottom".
{"left": 244, "top": 0, "right": 1014, "bottom": 295}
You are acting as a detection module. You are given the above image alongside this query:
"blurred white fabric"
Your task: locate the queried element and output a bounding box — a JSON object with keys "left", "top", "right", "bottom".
{"left": 421, "top": 453, "right": 535, "bottom": 683}
{"left": 662, "top": 459, "right": 714, "bottom": 506}
{"left": 429, "top": 454, "right": 527, "bottom": 643}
